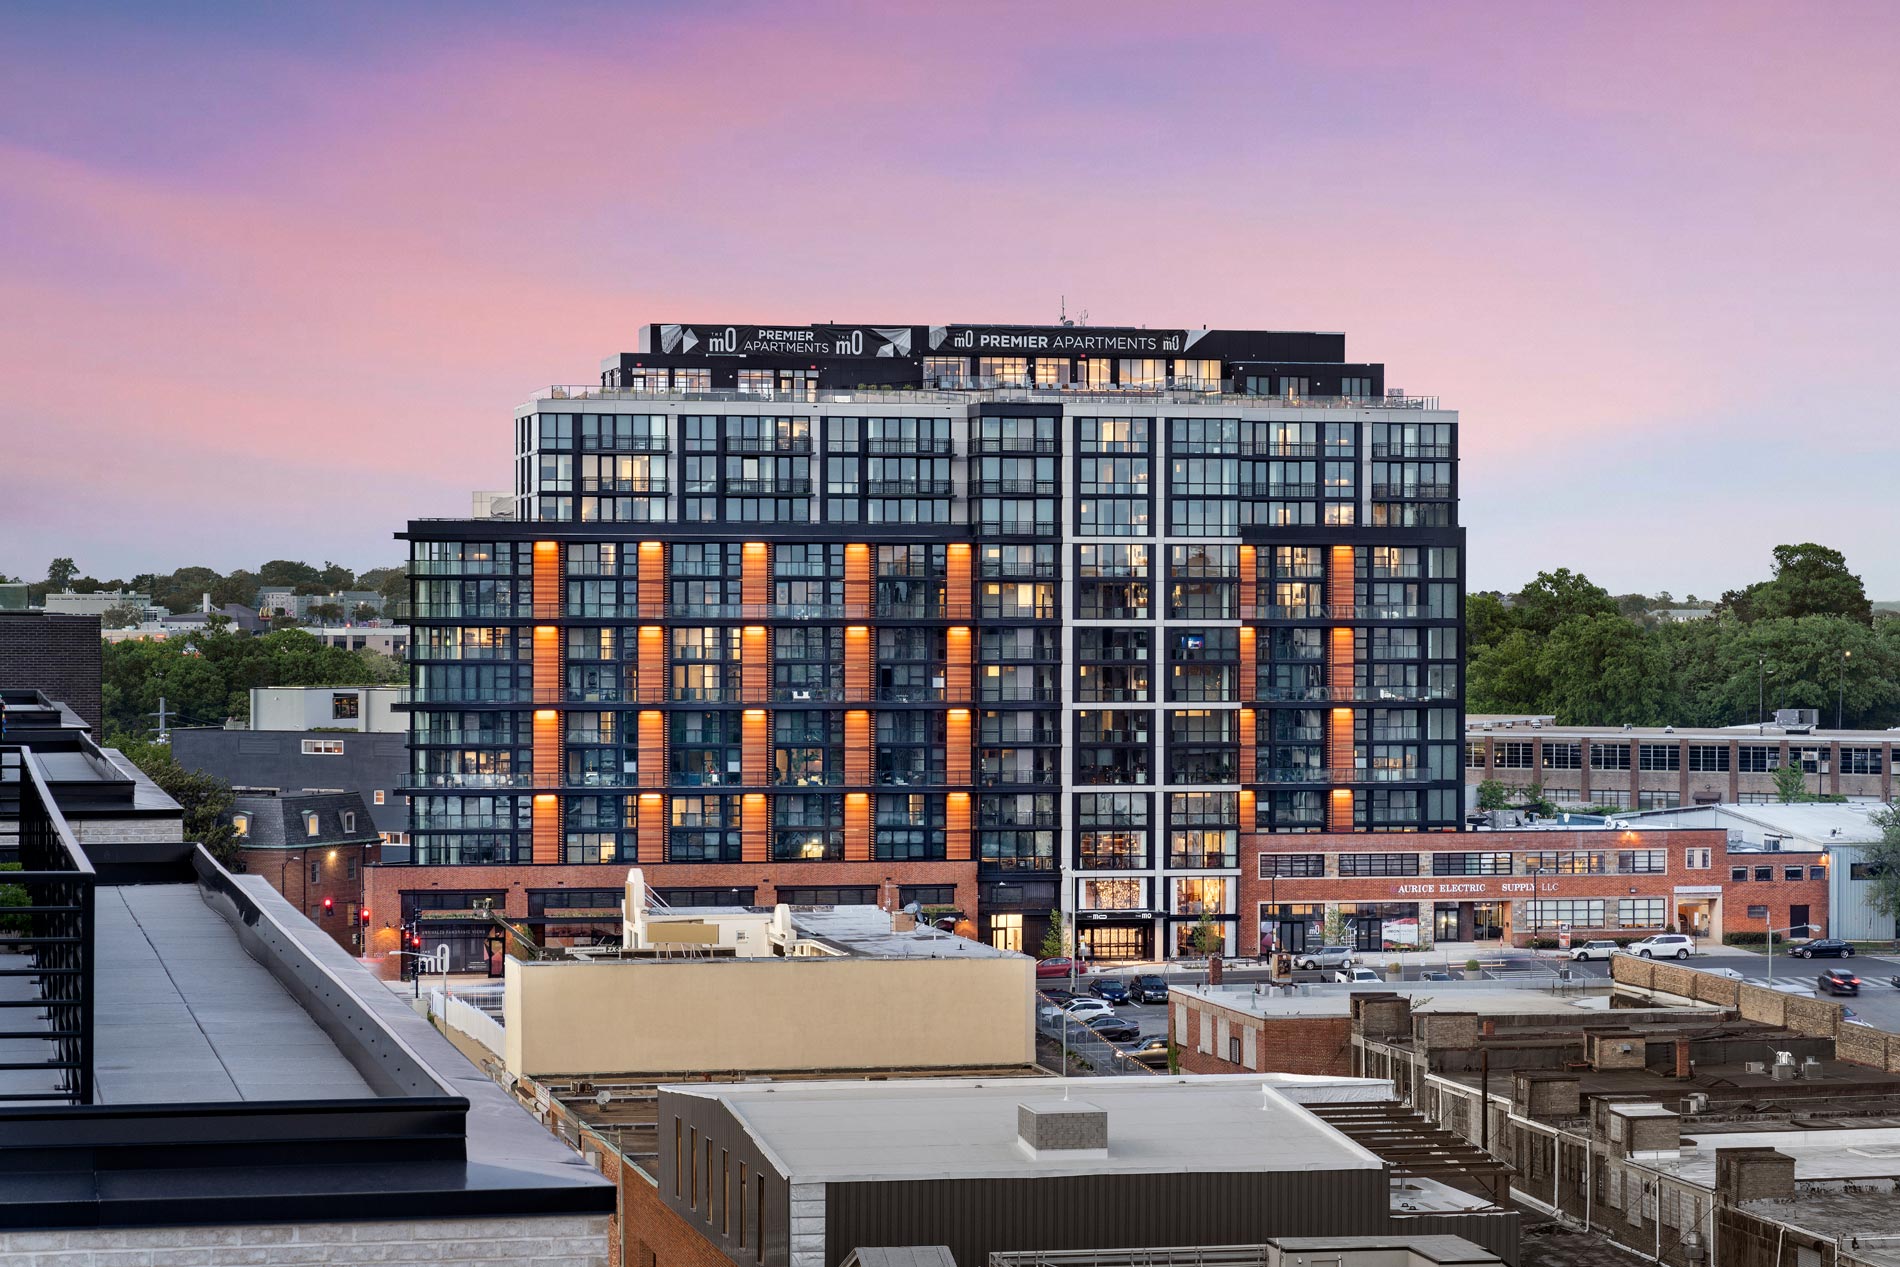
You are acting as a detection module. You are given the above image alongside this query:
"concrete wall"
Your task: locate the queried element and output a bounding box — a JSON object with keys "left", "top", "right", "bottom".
{"left": 252, "top": 685, "right": 406, "bottom": 733}
{"left": 0, "top": 1216, "right": 611, "bottom": 1266}
{"left": 503, "top": 953, "right": 1035, "bottom": 1077}
{"left": 1172, "top": 994, "right": 1354, "bottom": 1076}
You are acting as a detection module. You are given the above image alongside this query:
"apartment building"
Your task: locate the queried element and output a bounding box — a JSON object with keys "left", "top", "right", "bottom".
{"left": 1466, "top": 714, "right": 1899, "bottom": 809}
{"left": 392, "top": 320, "right": 1463, "bottom": 967}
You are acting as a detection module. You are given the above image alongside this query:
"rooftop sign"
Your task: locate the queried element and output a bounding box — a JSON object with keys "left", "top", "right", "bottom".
{"left": 649, "top": 323, "right": 1213, "bottom": 359}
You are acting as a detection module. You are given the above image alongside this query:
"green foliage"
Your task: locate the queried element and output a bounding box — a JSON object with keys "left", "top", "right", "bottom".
{"left": 1722, "top": 931, "right": 1786, "bottom": 946}
{"left": 1322, "top": 908, "right": 1350, "bottom": 945}
{"left": 1189, "top": 912, "right": 1222, "bottom": 955}
{"left": 101, "top": 627, "right": 404, "bottom": 739}
{"left": 1858, "top": 806, "right": 1900, "bottom": 922}
{"left": 0, "top": 863, "right": 27, "bottom": 934}
{"left": 45, "top": 558, "right": 77, "bottom": 590}
{"left": 1469, "top": 546, "right": 1900, "bottom": 728}
{"left": 98, "top": 603, "right": 144, "bottom": 630}
{"left": 118, "top": 740, "right": 238, "bottom": 863}
{"left": 1773, "top": 763, "right": 1809, "bottom": 803}
{"left": 1476, "top": 779, "right": 1511, "bottom": 810}
{"left": 1039, "top": 909, "right": 1068, "bottom": 960}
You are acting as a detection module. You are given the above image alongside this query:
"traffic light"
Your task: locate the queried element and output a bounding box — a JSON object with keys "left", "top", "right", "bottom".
{"left": 360, "top": 907, "right": 371, "bottom": 925}
{"left": 322, "top": 897, "right": 334, "bottom": 916}
{"left": 410, "top": 933, "right": 422, "bottom": 951}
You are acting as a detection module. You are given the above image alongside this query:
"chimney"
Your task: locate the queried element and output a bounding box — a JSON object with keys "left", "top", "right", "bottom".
{"left": 1589, "top": 1032, "right": 1648, "bottom": 1071}
{"left": 1513, "top": 1071, "right": 1582, "bottom": 1121}
{"left": 1675, "top": 1038, "right": 1693, "bottom": 1080}
{"left": 1715, "top": 1148, "right": 1796, "bottom": 1204}
{"left": 1016, "top": 1101, "right": 1108, "bottom": 1161}
{"left": 1352, "top": 993, "right": 1412, "bottom": 1041}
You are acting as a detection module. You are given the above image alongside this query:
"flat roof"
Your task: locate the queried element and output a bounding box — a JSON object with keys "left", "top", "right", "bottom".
{"left": 1616, "top": 801, "right": 1886, "bottom": 842}
{"left": 1467, "top": 715, "right": 1900, "bottom": 742}
{"left": 665, "top": 1074, "right": 1392, "bottom": 1183}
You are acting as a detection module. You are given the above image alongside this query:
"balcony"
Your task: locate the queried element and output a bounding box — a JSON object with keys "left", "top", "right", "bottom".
{"left": 867, "top": 438, "right": 954, "bottom": 455}
{"left": 1371, "top": 484, "right": 1453, "bottom": 500}
{"left": 1256, "top": 768, "right": 1330, "bottom": 784}
{"left": 970, "top": 437, "right": 1059, "bottom": 455}
{"left": 578, "top": 477, "right": 668, "bottom": 494}
{"left": 865, "top": 479, "right": 955, "bottom": 496}
{"left": 971, "top": 479, "right": 1051, "bottom": 495}
{"left": 1238, "top": 483, "right": 1317, "bottom": 499}
{"left": 979, "top": 686, "right": 1061, "bottom": 703}
{"left": 723, "top": 478, "right": 812, "bottom": 495}
{"left": 725, "top": 436, "right": 812, "bottom": 453}
{"left": 1371, "top": 443, "right": 1453, "bottom": 459}
{"left": 580, "top": 434, "right": 670, "bottom": 453}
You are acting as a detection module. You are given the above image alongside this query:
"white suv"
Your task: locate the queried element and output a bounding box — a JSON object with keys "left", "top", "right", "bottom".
{"left": 1626, "top": 933, "right": 1695, "bottom": 960}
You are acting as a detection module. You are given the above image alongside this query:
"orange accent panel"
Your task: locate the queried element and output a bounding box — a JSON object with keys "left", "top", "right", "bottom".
{"left": 741, "top": 793, "right": 768, "bottom": 863}
{"left": 638, "top": 626, "right": 666, "bottom": 703}
{"left": 533, "top": 625, "right": 561, "bottom": 704}
{"left": 1329, "top": 627, "right": 1356, "bottom": 698}
{"left": 945, "top": 709, "right": 971, "bottom": 784}
{"left": 1328, "top": 545, "right": 1355, "bottom": 617}
{"left": 844, "top": 793, "right": 870, "bottom": 861}
{"left": 946, "top": 791, "right": 971, "bottom": 862}
{"left": 1238, "top": 788, "right": 1257, "bottom": 834}
{"left": 1238, "top": 707, "right": 1256, "bottom": 787}
{"left": 945, "top": 627, "right": 972, "bottom": 700}
{"left": 741, "top": 626, "right": 770, "bottom": 702}
{"left": 637, "top": 793, "right": 667, "bottom": 858}
{"left": 1328, "top": 788, "right": 1354, "bottom": 831}
{"left": 741, "top": 542, "right": 770, "bottom": 608}
{"left": 1238, "top": 626, "right": 1257, "bottom": 702}
{"left": 638, "top": 542, "right": 665, "bottom": 617}
{"left": 946, "top": 543, "right": 972, "bottom": 618}
{"left": 532, "top": 793, "right": 560, "bottom": 864}
{"left": 844, "top": 626, "right": 871, "bottom": 701}
{"left": 533, "top": 708, "right": 561, "bottom": 790}
{"left": 844, "top": 711, "right": 870, "bottom": 785}
{"left": 1328, "top": 706, "right": 1354, "bottom": 786}
{"left": 637, "top": 710, "right": 666, "bottom": 789}
{"left": 742, "top": 710, "right": 770, "bottom": 787}
{"left": 1238, "top": 546, "right": 1257, "bottom": 618}
{"left": 533, "top": 541, "right": 561, "bottom": 614}
{"left": 844, "top": 543, "right": 871, "bottom": 616}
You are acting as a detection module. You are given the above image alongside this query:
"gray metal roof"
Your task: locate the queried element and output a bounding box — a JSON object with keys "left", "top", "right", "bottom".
{"left": 229, "top": 789, "right": 379, "bottom": 848}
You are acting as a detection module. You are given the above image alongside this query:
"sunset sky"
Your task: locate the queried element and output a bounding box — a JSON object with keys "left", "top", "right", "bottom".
{"left": 5, "top": 1, "right": 1896, "bottom": 596}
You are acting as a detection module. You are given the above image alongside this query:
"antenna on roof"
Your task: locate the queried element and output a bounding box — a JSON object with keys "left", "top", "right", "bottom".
{"left": 1059, "top": 296, "right": 1073, "bottom": 327}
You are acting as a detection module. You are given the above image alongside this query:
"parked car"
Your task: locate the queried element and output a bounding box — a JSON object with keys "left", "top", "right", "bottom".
{"left": 1295, "top": 946, "right": 1355, "bottom": 971}
{"left": 1088, "top": 978, "right": 1131, "bottom": 1005}
{"left": 1061, "top": 997, "right": 1116, "bottom": 1021}
{"left": 1334, "top": 966, "right": 1382, "bottom": 983}
{"left": 1626, "top": 934, "right": 1696, "bottom": 960}
{"left": 1040, "top": 988, "right": 1077, "bottom": 1006}
{"left": 1128, "top": 974, "right": 1170, "bottom": 1004}
{"left": 1844, "top": 1007, "right": 1866, "bottom": 1025}
{"left": 1123, "top": 1036, "right": 1171, "bottom": 1068}
{"left": 1569, "top": 940, "right": 1619, "bottom": 961}
{"left": 1420, "top": 970, "right": 1455, "bottom": 981}
{"left": 1792, "top": 938, "right": 1856, "bottom": 959}
{"left": 1036, "top": 956, "right": 1077, "bottom": 979}
{"left": 1818, "top": 967, "right": 1862, "bottom": 996}
{"left": 1083, "top": 1014, "right": 1141, "bottom": 1043}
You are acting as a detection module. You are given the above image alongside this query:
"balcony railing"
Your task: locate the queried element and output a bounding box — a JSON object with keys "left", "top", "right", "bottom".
{"left": 724, "top": 436, "right": 812, "bottom": 453}
{"left": 580, "top": 434, "right": 670, "bottom": 452}
{"left": 1238, "top": 483, "right": 1317, "bottom": 499}
{"left": 1371, "top": 484, "right": 1453, "bottom": 500}
{"left": 1243, "top": 604, "right": 1432, "bottom": 621}
{"left": 866, "top": 438, "right": 954, "bottom": 455}
{"left": 865, "top": 479, "right": 955, "bottom": 496}
{"left": 971, "top": 479, "right": 1052, "bottom": 495}
{"left": 578, "top": 478, "right": 669, "bottom": 493}
{"left": 0, "top": 749, "right": 96, "bottom": 1105}
{"left": 970, "top": 438, "right": 1060, "bottom": 455}
{"left": 543, "top": 384, "right": 1441, "bottom": 410}
{"left": 1371, "top": 444, "right": 1453, "bottom": 459}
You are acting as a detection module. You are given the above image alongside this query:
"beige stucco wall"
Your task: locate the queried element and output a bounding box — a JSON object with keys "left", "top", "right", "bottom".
{"left": 503, "top": 953, "right": 1035, "bottom": 1077}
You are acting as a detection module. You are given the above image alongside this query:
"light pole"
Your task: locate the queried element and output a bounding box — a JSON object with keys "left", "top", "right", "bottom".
{"left": 1766, "top": 921, "right": 1817, "bottom": 984}
{"left": 1839, "top": 650, "right": 1851, "bottom": 731}
{"left": 1757, "top": 657, "right": 1766, "bottom": 733}
{"left": 1530, "top": 867, "right": 1553, "bottom": 958}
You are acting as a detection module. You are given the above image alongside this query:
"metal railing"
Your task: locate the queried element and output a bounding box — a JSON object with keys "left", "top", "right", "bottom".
{"left": 1370, "top": 484, "right": 1453, "bottom": 499}
{"left": 0, "top": 749, "right": 96, "bottom": 1105}
{"left": 1371, "top": 443, "right": 1454, "bottom": 459}
{"left": 540, "top": 384, "right": 1442, "bottom": 410}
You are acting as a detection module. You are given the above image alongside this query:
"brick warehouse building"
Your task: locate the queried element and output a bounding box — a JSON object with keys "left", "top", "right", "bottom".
{"left": 383, "top": 320, "right": 1465, "bottom": 971}
{"left": 1244, "top": 827, "right": 1830, "bottom": 953}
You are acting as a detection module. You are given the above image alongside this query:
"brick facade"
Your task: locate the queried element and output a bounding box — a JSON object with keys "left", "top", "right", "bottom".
{"left": 1171, "top": 993, "right": 1353, "bottom": 1077}
{"left": 0, "top": 1215, "right": 611, "bottom": 1266}
{"left": 240, "top": 840, "right": 380, "bottom": 953}
{"left": 0, "top": 612, "right": 102, "bottom": 733}
{"left": 1243, "top": 827, "right": 1828, "bottom": 952}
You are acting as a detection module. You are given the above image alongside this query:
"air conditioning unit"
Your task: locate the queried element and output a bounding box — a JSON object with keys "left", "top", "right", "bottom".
{"left": 1745, "top": 1061, "right": 1767, "bottom": 1075}
{"left": 1685, "top": 1093, "right": 1709, "bottom": 1114}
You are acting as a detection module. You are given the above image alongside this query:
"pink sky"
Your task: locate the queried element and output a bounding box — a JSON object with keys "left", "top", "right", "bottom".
{"left": 4, "top": 1, "right": 1896, "bottom": 596}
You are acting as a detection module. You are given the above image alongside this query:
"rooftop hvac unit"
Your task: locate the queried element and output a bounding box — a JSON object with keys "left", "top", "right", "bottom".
{"left": 1746, "top": 1061, "right": 1767, "bottom": 1075}
{"left": 1685, "top": 1093, "right": 1709, "bottom": 1114}
{"left": 1802, "top": 1057, "right": 1823, "bottom": 1079}
{"left": 1776, "top": 708, "right": 1818, "bottom": 734}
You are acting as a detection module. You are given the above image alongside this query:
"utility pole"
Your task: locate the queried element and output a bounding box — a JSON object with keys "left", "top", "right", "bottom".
{"left": 1839, "top": 650, "right": 1851, "bottom": 730}
{"left": 150, "top": 695, "right": 171, "bottom": 742}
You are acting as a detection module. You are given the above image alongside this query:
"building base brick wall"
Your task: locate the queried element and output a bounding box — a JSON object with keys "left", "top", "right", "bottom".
{"left": 239, "top": 841, "right": 379, "bottom": 954}
{"left": 1172, "top": 994, "right": 1352, "bottom": 1076}
{"left": 0, "top": 1215, "right": 612, "bottom": 1266}
{"left": 0, "top": 612, "right": 103, "bottom": 733}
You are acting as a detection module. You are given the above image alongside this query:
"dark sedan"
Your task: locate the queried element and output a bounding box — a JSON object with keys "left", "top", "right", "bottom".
{"left": 1792, "top": 939, "right": 1856, "bottom": 959}
{"left": 1818, "top": 967, "right": 1862, "bottom": 996}
{"left": 1088, "top": 978, "right": 1130, "bottom": 1005}
{"left": 1084, "top": 1014, "right": 1141, "bottom": 1044}
{"left": 1128, "top": 974, "right": 1170, "bottom": 1004}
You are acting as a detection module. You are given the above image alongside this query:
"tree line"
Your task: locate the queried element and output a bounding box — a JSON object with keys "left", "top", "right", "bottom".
{"left": 1470, "top": 543, "right": 1900, "bottom": 728}
{"left": 3, "top": 556, "right": 405, "bottom": 614}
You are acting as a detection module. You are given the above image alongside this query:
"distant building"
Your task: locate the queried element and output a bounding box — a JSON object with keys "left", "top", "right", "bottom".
{"left": 41, "top": 589, "right": 158, "bottom": 622}
{"left": 0, "top": 582, "right": 27, "bottom": 611}
{"left": 1466, "top": 715, "right": 1898, "bottom": 809}
{"left": 0, "top": 611, "right": 102, "bottom": 732}
{"left": 171, "top": 686, "right": 409, "bottom": 843}
{"left": 1651, "top": 607, "right": 1714, "bottom": 622}
{"left": 226, "top": 788, "right": 382, "bottom": 952}
{"left": 307, "top": 624, "right": 409, "bottom": 657}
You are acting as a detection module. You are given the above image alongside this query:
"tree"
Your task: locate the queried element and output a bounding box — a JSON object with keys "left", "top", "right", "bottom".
{"left": 1465, "top": 592, "right": 1513, "bottom": 653}
{"left": 1513, "top": 568, "right": 1618, "bottom": 637}
{"left": 1858, "top": 806, "right": 1900, "bottom": 924}
{"left": 1467, "top": 629, "right": 1552, "bottom": 714}
{"left": 1189, "top": 912, "right": 1223, "bottom": 956}
{"left": 257, "top": 559, "right": 323, "bottom": 590}
{"left": 317, "top": 561, "right": 356, "bottom": 591}
{"left": 1476, "top": 779, "right": 1512, "bottom": 810}
{"left": 97, "top": 603, "right": 144, "bottom": 630}
{"left": 1773, "top": 763, "right": 1809, "bottom": 804}
{"left": 1538, "top": 613, "right": 1670, "bottom": 725}
{"left": 45, "top": 558, "right": 78, "bottom": 590}
{"left": 119, "top": 739, "right": 237, "bottom": 863}
{"left": 1722, "top": 543, "right": 1872, "bottom": 625}
{"left": 307, "top": 603, "right": 345, "bottom": 625}
{"left": 1039, "top": 909, "right": 1069, "bottom": 960}
{"left": 351, "top": 603, "right": 379, "bottom": 623}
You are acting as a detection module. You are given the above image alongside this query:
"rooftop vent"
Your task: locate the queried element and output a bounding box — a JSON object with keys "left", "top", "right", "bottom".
{"left": 1016, "top": 1100, "right": 1108, "bottom": 1161}
{"left": 1776, "top": 709, "right": 1818, "bottom": 734}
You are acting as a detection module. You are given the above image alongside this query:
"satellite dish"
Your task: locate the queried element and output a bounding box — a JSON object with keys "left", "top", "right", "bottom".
{"left": 595, "top": 1090, "right": 613, "bottom": 1108}
{"left": 903, "top": 901, "right": 922, "bottom": 915}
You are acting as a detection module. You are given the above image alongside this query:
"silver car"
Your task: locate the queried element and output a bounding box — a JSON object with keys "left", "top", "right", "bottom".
{"left": 1295, "top": 945, "right": 1355, "bottom": 971}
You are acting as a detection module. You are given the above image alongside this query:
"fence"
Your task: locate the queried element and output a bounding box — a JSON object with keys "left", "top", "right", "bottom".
{"left": 1036, "top": 991, "right": 1159, "bottom": 1076}
{"left": 431, "top": 986, "right": 508, "bottom": 1056}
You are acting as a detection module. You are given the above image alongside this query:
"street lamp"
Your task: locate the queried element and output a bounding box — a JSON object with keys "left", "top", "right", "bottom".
{"left": 1757, "top": 657, "right": 1767, "bottom": 733}
{"left": 1530, "top": 866, "right": 1554, "bottom": 957}
{"left": 1839, "top": 650, "right": 1851, "bottom": 731}
{"left": 1766, "top": 921, "right": 1818, "bottom": 984}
